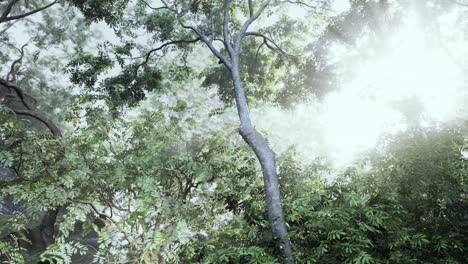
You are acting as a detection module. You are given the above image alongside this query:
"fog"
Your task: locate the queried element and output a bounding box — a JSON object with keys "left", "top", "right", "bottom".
{"left": 254, "top": 3, "right": 467, "bottom": 167}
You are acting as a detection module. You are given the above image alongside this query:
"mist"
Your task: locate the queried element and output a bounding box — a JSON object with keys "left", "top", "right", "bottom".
{"left": 254, "top": 1, "right": 467, "bottom": 167}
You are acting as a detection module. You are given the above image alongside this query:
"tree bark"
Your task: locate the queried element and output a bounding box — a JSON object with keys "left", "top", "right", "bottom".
{"left": 39, "top": 208, "right": 60, "bottom": 246}
{"left": 230, "top": 58, "right": 294, "bottom": 264}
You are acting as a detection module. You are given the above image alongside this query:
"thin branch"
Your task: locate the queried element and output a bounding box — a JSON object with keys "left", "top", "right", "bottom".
{"left": 277, "top": 0, "right": 318, "bottom": 9}
{"left": 223, "top": 0, "right": 234, "bottom": 55}
{"left": 69, "top": 198, "right": 116, "bottom": 223}
{"left": 68, "top": 198, "right": 132, "bottom": 245}
{"left": 235, "top": 0, "right": 272, "bottom": 51}
{"left": 109, "top": 199, "right": 129, "bottom": 212}
{"left": 139, "top": 0, "right": 168, "bottom": 11}
{"left": 254, "top": 40, "right": 266, "bottom": 67}
{"left": 136, "top": 37, "right": 202, "bottom": 70}
{"left": 248, "top": 0, "right": 254, "bottom": 17}
{"left": 209, "top": 3, "right": 224, "bottom": 43}
{"left": 0, "top": 18, "right": 17, "bottom": 34}
{"left": 245, "top": 31, "right": 293, "bottom": 60}
{"left": 6, "top": 43, "right": 27, "bottom": 82}
{"left": 13, "top": 167, "right": 33, "bottom": 182}
{"left": 210, "top": 14, "right": 215, "bottom": 43}
{"left": 0, "top": 1, "right": 57, "bottom": 23}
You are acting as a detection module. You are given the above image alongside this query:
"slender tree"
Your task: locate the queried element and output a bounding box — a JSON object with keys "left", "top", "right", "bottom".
{"left": 156, "top": 0, "right": 296, "bottom": 261}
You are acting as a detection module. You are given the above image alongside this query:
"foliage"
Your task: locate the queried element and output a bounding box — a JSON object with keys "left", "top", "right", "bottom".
{"left": 280, "top": 125, "right": 467, "bottom": 264}
{"left": 66, "top": 47, "right": 163, "bottom": 112}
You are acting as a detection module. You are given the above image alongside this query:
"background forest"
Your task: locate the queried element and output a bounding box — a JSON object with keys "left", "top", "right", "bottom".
{"left": 0, "top": 0, "right": 467, "bottom": 263}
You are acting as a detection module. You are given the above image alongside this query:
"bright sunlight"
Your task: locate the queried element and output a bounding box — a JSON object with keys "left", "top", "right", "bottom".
{"left": 257, "top": 6, "right": 467, "bottom": 167}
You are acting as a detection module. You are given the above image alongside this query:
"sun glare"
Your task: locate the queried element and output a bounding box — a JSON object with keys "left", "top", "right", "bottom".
{"left": 256, "top": 8, "right": 467, "bottom": 168}
{"left": 323, "top": 13, "right": 466, "bottom": 165}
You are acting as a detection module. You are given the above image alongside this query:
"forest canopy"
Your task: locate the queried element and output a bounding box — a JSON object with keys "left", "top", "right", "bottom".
{"left": 0, "top": 0, "right": 467, "bottom": 263}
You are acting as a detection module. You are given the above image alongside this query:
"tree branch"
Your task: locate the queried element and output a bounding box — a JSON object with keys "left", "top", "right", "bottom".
{"left": 235, "top": 0, "right": 272, "bottom": 52}
{"left": 223, "top": 0, "right": 234, "bottom": 56}
{"left": 254, "top": 40, "right": 266, "bottom": 67}
{"left": 0, "top": 78, "right": 34, "bottom": 110}
{"left": 69, "top": 198, "right": 117, "bottom": 224}
{"left": 0, "top": 78, "right": 62, "bottom": 137}
{"left": 160, "top": 0, "right": 232, "bottom": 70}
{"left": 208, "top": 3, "right": 224, "bottom": 43}
{"left": 277, "top": 0, "right": 319, "bottom": 9}
{"left": 11, "top": 108, "right": 63, "bottom": 137}
{"left": 139, "top": 0, "right": 168, "bottom": 11}
{"left": 136, "top": 37, "right": 202, "bottom": 70}
{"left": 245, "top": 31, "right": 293, "bottom": 61}
{"left": 68, "top": 198, "right": 133, "bottom": 245}
{"left": 0, "top": 1, "right": 57, "bottom": 23}
{"left": 6, "top": 43, "right": 27, "bottom": 82}
{"left": 0, "top": 17, "right": 18, "bottom": 34}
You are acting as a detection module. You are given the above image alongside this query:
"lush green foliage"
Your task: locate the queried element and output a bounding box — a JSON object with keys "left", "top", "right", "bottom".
{"left": 283, "top": 126, "right": 467, "bottom": 263}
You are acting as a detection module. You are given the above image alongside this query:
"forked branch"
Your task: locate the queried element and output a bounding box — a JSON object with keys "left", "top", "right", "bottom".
{"left": 235, "top": 0, "right": 272, "bottom": 51}
{"left": 68, "top": 198, "right": 133, "bottom": 244}
{"left": 0, "top": 0, "right": 19, "bottom": 22}
{"left": 160, "top": 0, "right": 232, "bottom": 70}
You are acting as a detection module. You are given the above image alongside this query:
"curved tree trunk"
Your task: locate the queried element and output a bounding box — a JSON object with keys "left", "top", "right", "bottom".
{"left": 230, "top": 61, "right": 294, "bottom": 264}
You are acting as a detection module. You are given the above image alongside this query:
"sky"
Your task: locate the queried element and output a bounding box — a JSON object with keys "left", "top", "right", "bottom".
{"left": 332, "top": 0, "right": 351, "bottom": 13}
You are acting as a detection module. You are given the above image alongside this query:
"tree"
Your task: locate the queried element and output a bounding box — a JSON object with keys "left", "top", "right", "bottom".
{"left": 66, "top": 0, "right": 329, "bottom": 262}
{"left": 156, "top": 1, "right": 296, "bottom": 261}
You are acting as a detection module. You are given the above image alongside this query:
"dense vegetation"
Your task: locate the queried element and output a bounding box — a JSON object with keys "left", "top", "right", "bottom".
{"left": 0, "top": 0, "right": 467, "bottom": 263}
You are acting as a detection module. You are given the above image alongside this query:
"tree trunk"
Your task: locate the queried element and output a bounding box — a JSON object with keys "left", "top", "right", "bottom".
{"left": 39, "top": 208, "right": 60, "bottom": 247}
{"left": 230, "top": 58, "right": 294, "bottom": 264}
